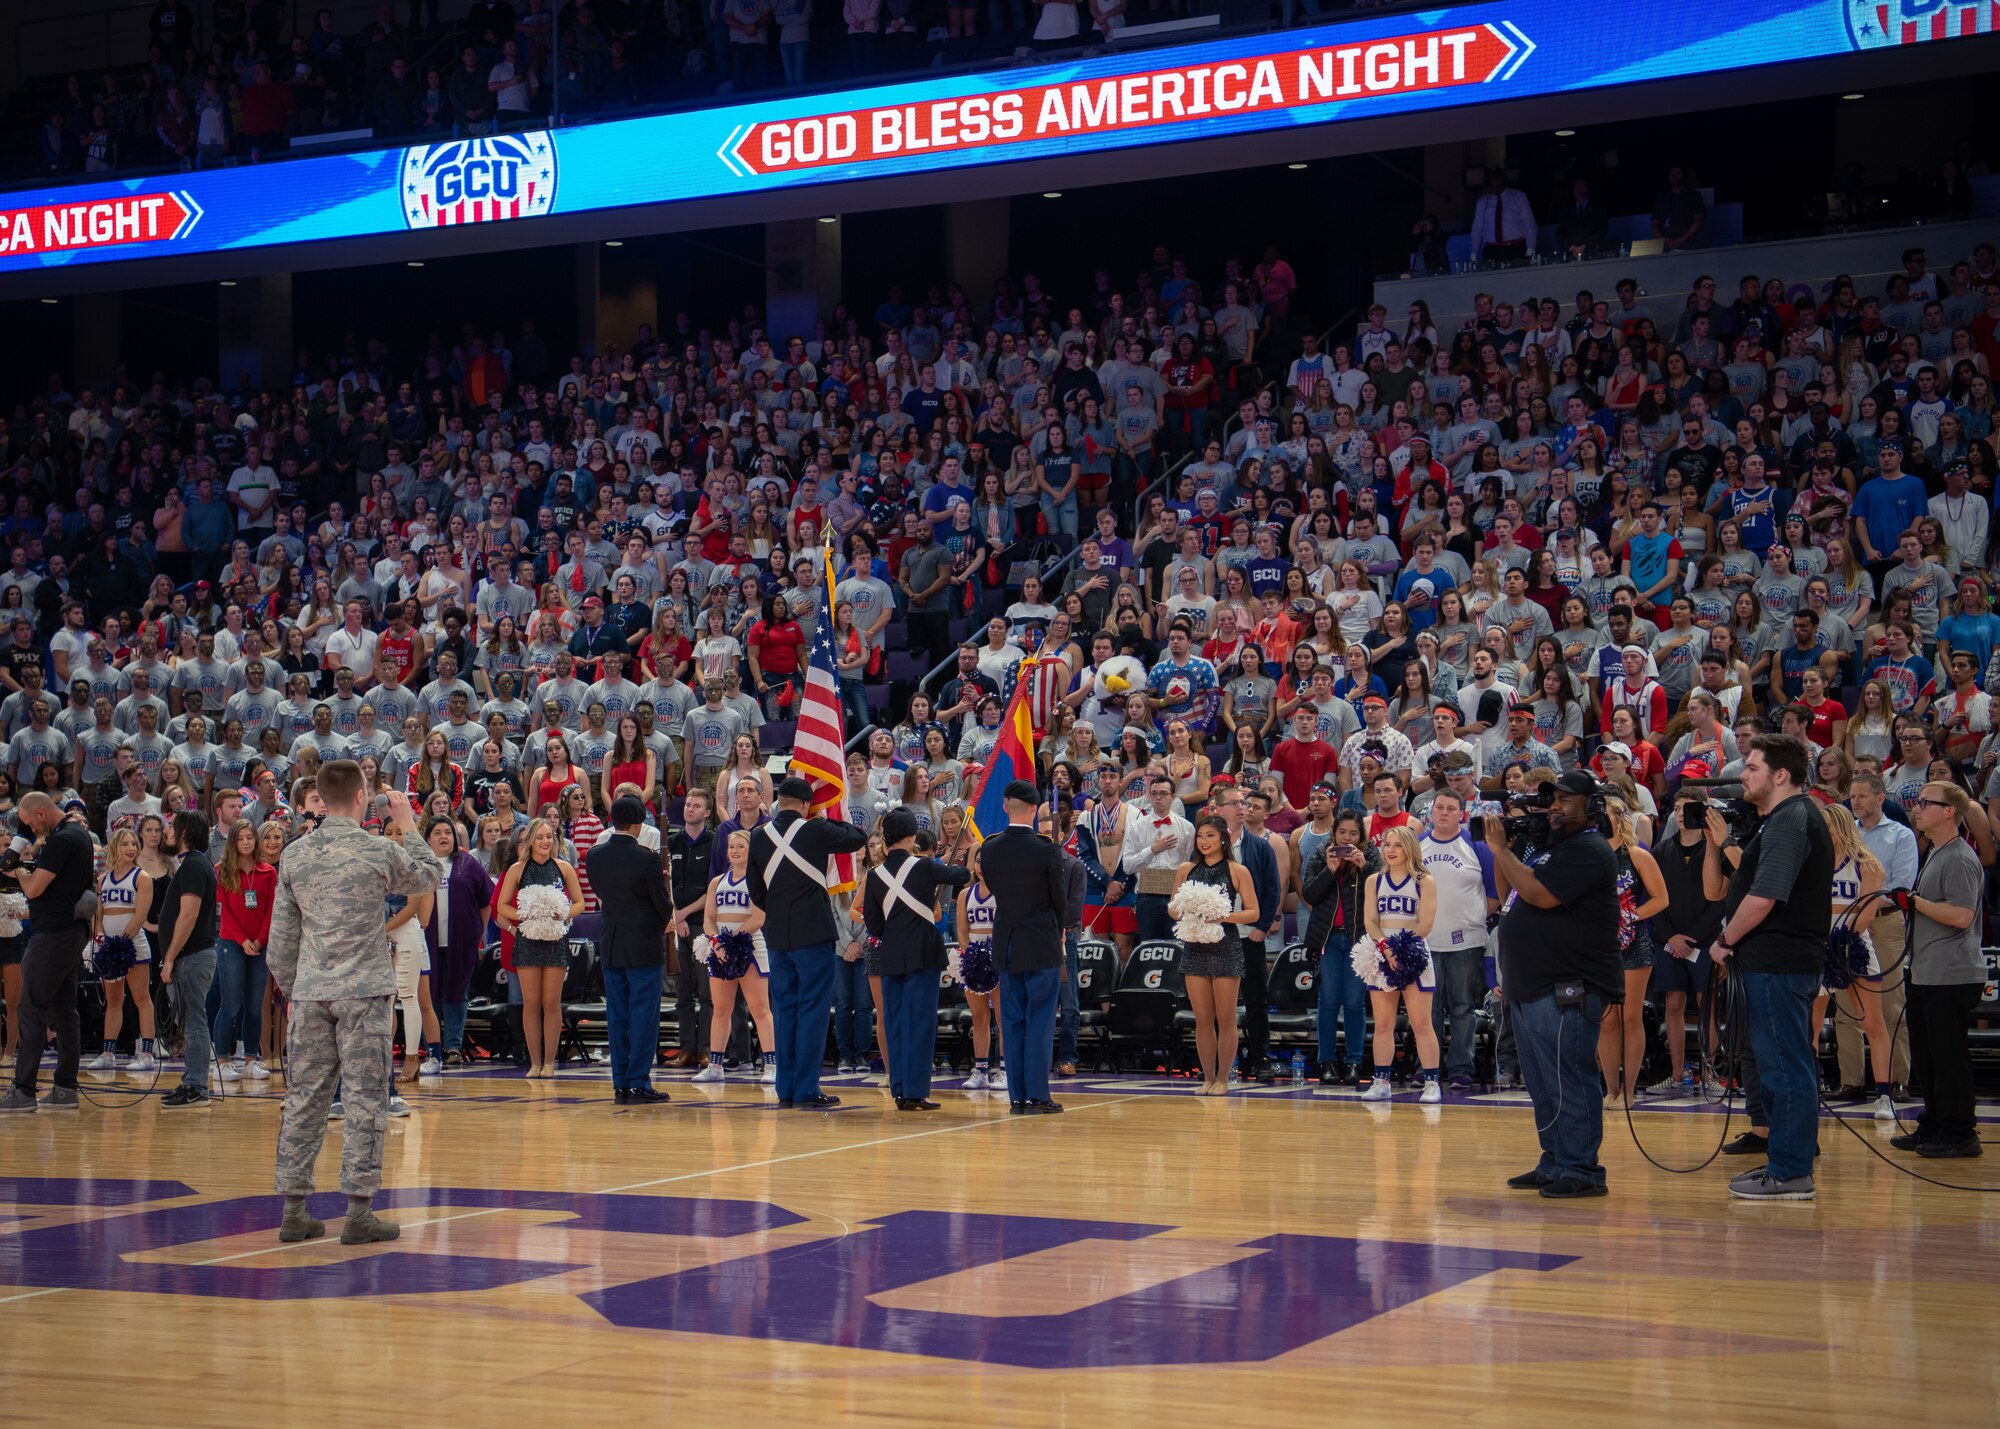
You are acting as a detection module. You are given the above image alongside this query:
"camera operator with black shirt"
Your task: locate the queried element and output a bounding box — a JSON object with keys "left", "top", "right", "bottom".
{"left": 1484, "top": 770, "right": 1621, "bottom": 1199}
{"left": 1703, "top": 735, "right": 1834, "bottom": 1203}
{"left": 0, "top": 792, "right": 96, "bottom": 1112}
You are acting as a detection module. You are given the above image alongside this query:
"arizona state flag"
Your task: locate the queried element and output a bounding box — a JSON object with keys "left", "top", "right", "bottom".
{"left": 969, "top": 654, "right": 1037, "bottom": 842}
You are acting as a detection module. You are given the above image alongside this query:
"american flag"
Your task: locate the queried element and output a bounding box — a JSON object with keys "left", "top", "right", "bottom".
{"left": 789, "top": 540, "right": 858, "bottom": 894}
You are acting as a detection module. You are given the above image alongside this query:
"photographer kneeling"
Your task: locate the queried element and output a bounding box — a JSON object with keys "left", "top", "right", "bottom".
{"left": 1483, "top": 771, "right": 1621, "bottom": 1199}
{"left": 1703, "top": 735, "right": 1834, "bottom": 1203}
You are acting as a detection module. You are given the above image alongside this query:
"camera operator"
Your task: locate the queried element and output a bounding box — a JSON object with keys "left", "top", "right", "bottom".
{"left": 1650, "top": 795, "right": 1727, "bottom": 1092}
{"left": 1893, "top": 782, "right": 1986, "bottom": 1159}
{"left": 0, "top": 792, "right": 96, "bottom": 1113}
{"left": 1483, "top": 771, "right": 1621, "bottom": 1199}
{"left": 1703, "top": 735, "right": 1833, "bottom": 1203}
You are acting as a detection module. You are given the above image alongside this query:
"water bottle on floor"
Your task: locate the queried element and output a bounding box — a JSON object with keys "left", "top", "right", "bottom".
{"left": 1290, "top": 1052, "right": 1306, "bottom": 1086}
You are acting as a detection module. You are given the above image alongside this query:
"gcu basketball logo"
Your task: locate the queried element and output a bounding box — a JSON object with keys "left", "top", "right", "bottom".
{"left": 2, "top": 1181, "right": 1574, "bottom": 1367}
{"left": 1848, "top": 0, "right": 1995, "bottom": 46}
{"left": 400, "top": 132, "right": 558, "bottom": 229}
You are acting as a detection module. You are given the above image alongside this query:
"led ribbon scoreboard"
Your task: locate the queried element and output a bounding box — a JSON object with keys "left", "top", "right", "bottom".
{"left": 0, "top": 0, "right": 1987, "bottom": 274}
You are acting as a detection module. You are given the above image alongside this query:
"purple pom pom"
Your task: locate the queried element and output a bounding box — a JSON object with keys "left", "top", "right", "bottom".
{"left": 960, "top": 937, "right": 998, "bottom": 994}
{"left": 706, "top": 928, "right": 757, "bottom": 980}
{"left": 1822, "top": 927, "right": 1871, "bottom": 991}
{"left": 1380, "top": 930, "right": 1431, "bottom": 992}
{"left": 90, "top": 933, "right": 138, "bottom": 981}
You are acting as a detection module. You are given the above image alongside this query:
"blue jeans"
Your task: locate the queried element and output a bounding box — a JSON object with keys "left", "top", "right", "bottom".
{"left": 441, "top": 999, "right": 468, "bottom": 1055}
{"left": 603, "top": 963, "right": 664, "bottom": 1090}
{"left": 1511, "top": 990, "right": 1608, "bottom": 1188}
{"left": 1430, "top": 945, "right": 1487, "bottom": 1080}
{"left": 832, "top": 954, "right": 874, "bottom": 1063}
{"left": 1739, "top": 971, "right": 1821, "bottom": 1181}
{"left": 210, "top": 940, "right": 269, "bottom": 1062}
{"left": 1056, "top": 930, "right": 1081, "bottom": 1064}
{"left": 839, "top": 678, "right": 871, "bottom": 737}
{"left": 172, "top": 945, "right": 218, "bottom": 1091}
{"left": 1039, "top": 492, "right": 1078, "bottom": 541}
{"left": 1316, "top": 930, "right": 1368, "bottom": 1070}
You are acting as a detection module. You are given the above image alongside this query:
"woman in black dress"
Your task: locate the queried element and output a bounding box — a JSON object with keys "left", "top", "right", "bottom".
{"left": 1170, "top": 814, "right": 1261, "bottom": 1097}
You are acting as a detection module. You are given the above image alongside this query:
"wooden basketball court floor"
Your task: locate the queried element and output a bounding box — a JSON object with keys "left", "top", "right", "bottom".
{"left": 2, "top": 1066, "right": 1997, "bottom": 1427}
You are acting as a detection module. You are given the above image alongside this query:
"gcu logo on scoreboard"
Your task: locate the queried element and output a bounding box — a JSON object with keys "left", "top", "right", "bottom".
{"left": 400, "top": 132, "right": 557, "bottom": 229}
{"left": 1847, "top": 0, "right": 1995, "bottom": 46}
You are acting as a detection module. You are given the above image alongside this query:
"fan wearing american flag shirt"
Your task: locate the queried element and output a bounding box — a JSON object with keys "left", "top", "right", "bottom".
{"left": 1001, "top": 612, "right": 1084, "bottom": 735}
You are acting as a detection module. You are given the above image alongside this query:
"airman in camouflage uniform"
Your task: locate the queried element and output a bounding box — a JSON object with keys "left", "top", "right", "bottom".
{"left": 267, "top": 767, "right": 442, "bottom": 1245}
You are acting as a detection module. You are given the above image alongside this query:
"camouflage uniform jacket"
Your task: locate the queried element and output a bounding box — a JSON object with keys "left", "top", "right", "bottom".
{"left": 268, "top": 815, "right": 446, "bottom": 1001}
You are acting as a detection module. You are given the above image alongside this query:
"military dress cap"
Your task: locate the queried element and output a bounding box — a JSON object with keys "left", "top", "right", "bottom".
{"left": 776, "top": 776, "right": 817, "bottom": 802}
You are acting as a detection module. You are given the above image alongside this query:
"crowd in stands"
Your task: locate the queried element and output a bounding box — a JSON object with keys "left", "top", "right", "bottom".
{"left": 30, "top": 0, "right": 1276, "bottom": 176}
{"left": 2, "top": 219, "right": 1996, "bottom": 1105}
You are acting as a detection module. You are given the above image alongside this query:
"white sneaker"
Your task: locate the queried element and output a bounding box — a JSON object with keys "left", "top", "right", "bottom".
{"left": 419, "top": 1056, "right": 442, "bottom": 1076}
{"left": 1872, "top": 1094, "right": 1895, "bottom": 1121}
{"left": 127, "top": 1051, "right": 156, "bottom": 1074}
{"left": 244, "top": 1058, "right": 272, "bottom": 1081}
{"left": 691, "top": 1063, "right": 724, "bottom": 1083}
{"left": 1703, "top": 1073, "right": 1725, "bottom": 1097}
{"left": 1360, "top": 1078, "right": 1392, "bottom": 1101}
{"left": 388, "top": 1095, "right": 411, "bottom": 1118}
{"left": 964, "top": 1068, "right": 989, "bottom": 1089}
{"left": 1419, "top": 1080, "right": 1442, "bottom": 1104}
{"left": 84, "top": 1049, "right": 119, "bottom": 1074}
{"left": 218, "top": 1059, "right": 242, "bottom": 1082}
{"left": 757, "top": 1062, "right": 777, "bottom": 1084}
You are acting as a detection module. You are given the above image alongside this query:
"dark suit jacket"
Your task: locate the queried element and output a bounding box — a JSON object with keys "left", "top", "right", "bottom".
{"left": 1234, "top": 830, "right": 1281, "bottom": 945}
{"left": 863, "top": 849, "right": 971, "bottom": 976}
{"left": 747, "top": 809, "right": 868, "bottom": 951}
{"left": 1555, "top": 199, "right": 1608, "bottom": 254}
{"left": 584, "top": 832, "right": 671, "bottom": 969}
{"left": 982, "top": 823, "right": 1067, "bottom": 974}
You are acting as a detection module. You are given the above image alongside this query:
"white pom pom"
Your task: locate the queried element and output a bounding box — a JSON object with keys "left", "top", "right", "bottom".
{"left": 515, "top": 884, "right": 573, "bottom": 943}
{"left": 1167, "top": 881, "right": 1234, "bottom": 944}
{"left": 1349, "top": 935, "right": 1389, "bottom": 991}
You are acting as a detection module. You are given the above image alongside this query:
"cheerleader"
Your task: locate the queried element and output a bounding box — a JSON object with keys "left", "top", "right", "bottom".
{"left": 1359, "top": 826, "right": 1442, "bottom": 1102}
{"left": 82, "top": 829, "right": 156, "bottom": 1076}
{"left": 1170, "top": 814, "right": 1260, "bottom": 1096}
{"left": 1599, "top": 798, "right": 1667, "bottom": 1108}
{"left": 495, "top": 818, "right": 584, "bottom": 1078}
{"left": 955, "top": 848, "right": 1004, "bottom": 1089}
{"left": 692, "top": 829, "right": 777, "bottom": 1085}
{"left": 383, "top": 847, "right": 437, "bottom": 1098}
{"left": 1819, "top": 802, "right": 1895, "bottom": 1120}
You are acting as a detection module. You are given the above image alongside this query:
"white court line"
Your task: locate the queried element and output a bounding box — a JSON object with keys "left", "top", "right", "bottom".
{"left": 598, "top": 1094, "right": 1143, "bottom": 1194}
{"left": 0, "top": 1287, "right": 66, "bottom": 1307}
{"left": 5, "top": 1094, "right": 1145, "bottom": 1287}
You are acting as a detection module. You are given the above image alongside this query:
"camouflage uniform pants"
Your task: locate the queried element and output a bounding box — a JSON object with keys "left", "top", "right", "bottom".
{"left": 273, "top": 996, "right": 394, "bottom": 1197}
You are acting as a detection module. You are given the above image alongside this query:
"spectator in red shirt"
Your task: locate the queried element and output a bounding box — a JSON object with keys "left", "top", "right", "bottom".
{"left": 747, "top": 593, "right": 806, "bottom": 720}
{"left": 1268, "top": 704, "right": 1339, "bottom": 808}
{"left": 1364, "top": 772, "right": 1413, "bottom": 843}
{"left": 213, "top": 817, "right": 278, "bottom": 1080}
{"left": 238, "top": 62, "right": 294, "bottom": 150}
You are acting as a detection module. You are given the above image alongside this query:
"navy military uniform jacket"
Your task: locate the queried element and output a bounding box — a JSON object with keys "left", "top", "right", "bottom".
{"left": 980, "top": 823, "right": 1067, "bottom": 974}
{"left": 862, "top": 849, "right": 971, "bottom": 976}
{"left": 746, "top": 808, "right": 868, "bottom": 951}
{"left": 585, "top": 832, "right": 672, "bottom": 969}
